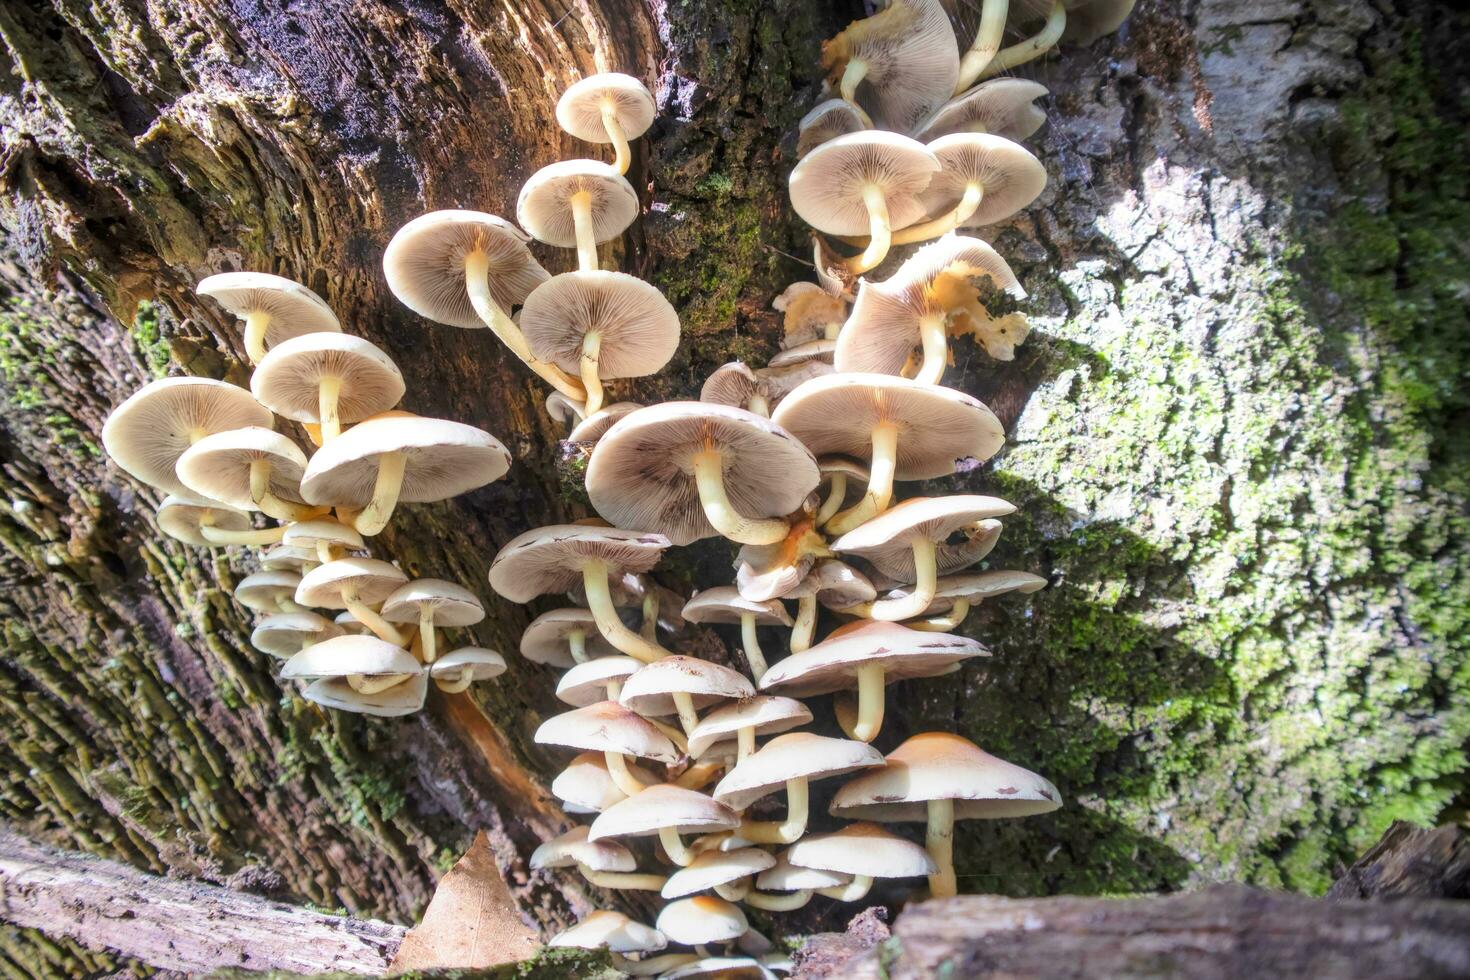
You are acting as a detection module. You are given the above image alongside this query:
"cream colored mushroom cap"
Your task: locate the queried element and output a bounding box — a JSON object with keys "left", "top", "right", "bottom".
{"left": 686, "top": 696, "right": 813, "bottom": 758}
{"left": 517, "top": 159, "right": 639, "bottom": 248}
{"left": 830, "top": 731, "right": 1062, "bottom": 821}
{"left": 557, "top": 656, "right": 642, "bottom": 707}
{"left": 429, "top": 647, "right": 506, "bottom": 682}
{"left": 383, "top": 210, "right": 549, "bottom": 329}
{"left": 250, "top": 333, "right": 404, "bottom": 426}
{"left": 699, "top": 362, "right": 762, "bottom": 410}
{"left": 1063, "top": 0, "right": 1137, "bottom": 44}
{"left": 830, "top": 495, "right": 1015, "bottom": 580}
{"left": 920, "top": 133, "right": 1047, "bottom": 228}
{"left": 661, "top": 848, "right": 775, "bottom": 899}
{"left": 534, "top": 700, "right": 682, "bottom": 763}
{"left": 712, "top": 732, "right": 883, "bottom": 810}
{"left": 786, "top": 559, "right": 877, "bottom": 607}
{"left": 885, "top": 569, "right": 1047, "bottom": 614}
{"left": 175, "top": 426, "right": 309, "bottom": 510}
{"left": 260, "top": 545, "right": 316, "bottom": 571}
{"left": 103, "top": 378, "right": 273, "bottom": 496}
{"left": 549, "top": 910, "right": 666, "bottom": 954}
{"left": 521, "top": 608, "right": 619, "bottom": 667}
{"left": 300, "top": 414, "right": 510, "bottom": 508}
{"left": 796, "top": 99, "right": 867, "bottom": 159}
{"left": 566, "top": 402, "right": 642, "bottom": 445}
{"left": 381, "top": 578, "right": 485, "bottom": 627}
{"left": 758, "top": 620, "right": 987, "bottom": 698}
{"left": 196, "top": 272, "right": 340, "bottom": 351}
{"left": 682, "top": 586, "right": 793, "bottom": 627}
{"left": 618, "top": 656, "right": 756, "bottom": 718}
{"left": 823, "top": 0, "right": 960, "bottom": 133}
{"left": 654, "top": 896, "right": 748, "bottom": 947}
{"left": 773, "top": 337, "right": 837, "bottom": 368}
{"left": 303, "top": 674, "right": 427, "bottom": 717}
{"left": 915, "top": 79, "right": 1050, "bottom": 143}
{"left": 756, "top": 853, "right": 850, "bottom": 892}
{"left": 586, "top": 402, "right": 820, "bottom": 547}
{"left": 250, "top": 612, "right": 341, "bottom": 659}
{"left": 531, "top": 825, "right": 638, "bottom": 874}
{"left": 589, "top": 784, "right": 741, "bottom": 841}
{"left": 771, "top": 373, "right": 1004, "bottom": 480}
{"left": 235, "top": 569, "right": 305, "bottom": 611}
{"left": 784, "top": 821, "right": 936, "bottom": 879}
{"left": 788, "top": 131, "right": 940, "bottom": 236}
{"left": 557, "top": 72, "right": 657, "bottom": 142}
{"left": 280, "top": 634, "right": 422, "bottom": 680}
{"left": 295, "top": 557, "right": 408, "bottom": 609}
{"left": 282, "top": 519, "right": 364, "bottom": 553}
{"left": 489, "top": 525, "right": 671, "bottom": 604}
{"left": 156, "top": 494, "right": 254, "bottom": 547}
{"left": 551, "top": 752, "right": 658, "bottom": 813}
{"left": 521, "top": 271, "right": 679, "bottom": 379}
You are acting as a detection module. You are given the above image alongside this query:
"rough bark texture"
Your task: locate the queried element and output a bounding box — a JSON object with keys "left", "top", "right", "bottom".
{"left": 1326, "top": 820, "right": 1470, "bottom": 901}
{"left": 0, "top": 0, "right": 1467, "bottom": 972}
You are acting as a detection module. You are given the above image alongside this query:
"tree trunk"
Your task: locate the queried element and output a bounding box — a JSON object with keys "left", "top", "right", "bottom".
{"left": 0, "top": 0, "right": 1466, "bottom": 971}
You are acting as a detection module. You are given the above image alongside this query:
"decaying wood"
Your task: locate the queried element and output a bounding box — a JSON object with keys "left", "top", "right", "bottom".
{"left": 1327, "top": 820, "right": 1470, "bottom": 901}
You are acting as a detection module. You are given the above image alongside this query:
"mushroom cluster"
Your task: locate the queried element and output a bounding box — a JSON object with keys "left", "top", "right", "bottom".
{"left": 102, "top": 274, "right": 511, "bottom": 716}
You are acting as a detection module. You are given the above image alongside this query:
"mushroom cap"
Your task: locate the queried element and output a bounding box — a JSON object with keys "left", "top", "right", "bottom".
{"left": 712, "top": 733, "right": 884, "bottom": 810}
{"left": 618, "top": 656, "right": 757, "bottom": 718}
{"left": 250, "top": 333, "right": 404, "bottom": 426}
{"left": 295, "top": 557, "right": 409, "bottom": 609}
{"left": 566, "top": 402, "right": 642, "bottom": 444}
{"left": 756, "top": 853, "right": 850, "bottom": 892}
{"left": 1062, "top": 0, "right": 1137, "bottom": 45}
{"left": 259, "top": 545, "right": 316, "bottom": 571}
{"left": 782, "top": 821, "right": 936, "bottom": 879}
{"left": 175, "top": 426, "right": 309, "bottom": 510}
{"left": 771, "top": 373, "right": 1004, "bottom": 480}
{"left": 661, "top": 848, "right": 775, "bottom": 899}
{"left": 796, "top": 99, "right": 868, "bottom": 159}
{"left": 836, "top": 236, "right": 1025, "bottom": 377}
{"left": 530, "top": 825, "right": 636, "bottom": 874}
{"left": 557, "top": 656, "right": 643, "bottom": 707}
{"left": 383, "top": 210, "right": 549, "bottom": 329}
{"left": 757, "top": 361, "right": 834, "bottom": 412}
{"left": 521, "top": 271, "right": 679, "bottom": 379}
{"left": 687, "top": 696, "right": 813, "bottom": 758}
{"left": 534, "top": 700, "right": 682, "bottom": 762}
{"left": 489, "top": 525, "right": 670, "bottom": 604}
{"left": 300, "top": 414, "right": 510, "bottom": 507}
{"left": 788, "top": 132, "right": 940, "bottom": 237}
{"left": 102, "top": 378, "right": 273, "bottom": 496}
{"left": 196, "top": 272, "right": 340, "bottom": 351}
{"left": 281, "top": 519, "right": 365, "bottom": 553}
{"left": 786, "top": 559, "right": 877, "bottom": 608}
{"left": 303, "top": 673, "right": 427, "bottom": 716}
{"left": 521, "top": 608, "right": 620, "bottom": 667}
{"left": 589, "top": 784, "right": 741, "bottom": 841}
{"left": 156, "top": 494, "right": 254, "bottom": 547}
{"left": 235, "top": 569, "right": 305, "bottom": 611}
{"left": 830, "top": 731, "right": 1062, "bottom": 821}
{"left": 280, "top": 634, "right": 422, "bottom": 680}
{"left": 883, "top": 568, "right": 1047, "bottom": 614}
{"left": 919, "top": 134, "right": 1047, "bottom": 228}
{"left": 654, "top": 896, "right": 748, "bottom": 947}
{"left": 699, "top": 362, "right": 763, "bottom": 411}
{"left": 556, "top": 72, "right": 657, "bottom": 142}
{"left": 250, "top": 612, "right": 341, "bottom": 659}
{"left": 657, "top": 956, "right": 773, "bottom": 980}
{"left": 586, "top": 402, "right": 820, "bottom": 547}
{"left": 830, "top": 495, "right": 1015, "bottom": 581}
{"left": 517, "top": 159, "right": 639, "bottom": 248}
{"left": 759, "top": 620, "right": 987, "bottom": 698}
{"left": 733, "top": 543, "right": 813, "bottom": 603}
{"left": 428, "top": 647, "right": 507, "bottom": 682}
{"left": 682, "top": 586, "right": 793, "bottom": 627}
{"left": 821, "top": 0, "right": 960, "bottom": 133}
{"left": 380, "top": 578, "right": 485, "bottom": 627}
{"left": 551, "top": 752, "right": 657, "bottom": 813}
{"left": 549, "top": 910, "right": 666, "bottom": 954}
{"left": 915, "top": 79, "right": 1050, "bottom": 143}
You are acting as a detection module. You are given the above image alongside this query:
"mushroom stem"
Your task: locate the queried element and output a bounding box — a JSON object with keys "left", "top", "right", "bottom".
{"left": 791, "top": 596, "right": 817, "bottom": 654}
{"left": 277, "top": 599, "right": 309, "bottom": 615}
{"left": 243, "top": 310, "right": 271, "bottom": 364}
{"left": 249, "top": 460, "right": 327, "bottom": 522}
{"left": 464, "top": 250, "right": 588, "bottom": 400}
{"left": 613, "top": 953, "right": 699, "bottom": 977}
{"left": 713, "top": 881, "right": 750, "bottom": 902}
{"left": 692, "top": 450, "right": 790, "bottom": 545}
{"left": 909, "top": 598, "right": 972, "bottom": 632}
{"left": 640, "top": 591, "right": 659, "bottom": 641}
{"left": 568, "top": 629, "right": 590, "bottom": 664}
{"left": 580, "top": 332, "right": 605, "bottom": 416}
{"left": 817, "top": 875, "right": 875, "bottom": 902}
{"left": 318, "top": 375, "right": 343, "bottom": 443}
{"left": 343, "top": 593, "right": 407, "bottom": 646}
{"left": 570, "top": 190, "right": 600, "bottom": 273}
{"left": 747, "top": 393, "right": 770, "bottom": 417}
{"left": 580, "top": 560, "right": 674, "bottom": 663}
{"left": 601, "top": 101, "right": 633, "bottom": 175}
{"left": 580, "top": 866, "right": 667, "bottom": 892}
{"left": 418, "top": 609, "right": 437, "bottom": 664}
{"left": 649, "top": 718, "right": 690, "bottom": 754}
{"left": 912, "top": 313, "right": 950, "bottom": 385}
{"left": 838, "top": 58, "right": 869, "bottom": 114}
{"left": 852, "top": 662, "right": 887, "bottom": 742}
{"left": 658, "top": 826, "right": 696, "bottom": 866}
{"left": 867, "top": 539, "right": 938, "bottom": 622}
{"left": 738, "top": 777, "right": 808, "bottom": 844}
{"left": 981, "top": 0, "right": 1066, "bottom": 79}
{"left": 434, "top": 670, "right": 475, "bottom": 694}
{"left": 604, "top": 751, "right": 649, "bottom": 797}
{"left": 199, "top": 523, "right": 286, "bottom": 547}
{"left": 956, "top": 0, "right": 1011, "bottom": 92}
{"left": 672, "top": 691, "right": 701, "bottom": 736}
{"left": 605, "top": 679, "right": 623, "bottom": 700}
{"left": 353, "top": 451, "right": 406, "bottom": 536}
{"left": 926, "top": 797, "right": 957, "bottom": 897}
{"left": 743, "top": 889, "right": 812, "bottom": 911}
{"left": 825, "top": 422, "right": 898, "bottom": 534}
{"left": 815, "top": 472, "right": 847, "bottom": 526}
{"left": 315, "top": 541, "right": 338, "bottom": 565}
{"left": 347, "top": 673, "right": 410, "bottom": 694}
{"left": 740, "top": 614, "right": 769, "bottom": 682}
{"left": 889, "top": 183, "right": 985, "bottom": 247}
{"left": 843, "top": 184, "right": 892, "bottom": 274}
{"left": 737, "top": 725, "right": 756, "bottom": 762}
{"left": 673, "top": 760, "right": 724, "bottom": 791}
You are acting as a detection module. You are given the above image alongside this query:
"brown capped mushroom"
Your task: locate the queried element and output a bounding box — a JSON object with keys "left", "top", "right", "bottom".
{"left": 549, "top": 910, "right": 680, "bottom": 976}
{"left": 281, "top": 634, "right": 422, "bottom": 696}
{"left": 882, "top": 134, "right": 1045, "bottom": 246}
{"left": 733, "top": 515, "right": 834, "bottom": 603}
{"left": 682, "top": 587, "right": 793, "bottom": 682}
{"left": 552, "top": 751, "right": 658, "bottom": 814}
{"left": 661, "top": 848, "right": 774, "bottom": 902}
{"left": 746, "top": 853, "right": 849, "bottom": 911}
{"left": 303, "top": 673, "right": 428, "bottom": 716}
{"left": 566, "top": 401, "right": 643, "bottom": 445}
{"left": 814, "top": 457, "right": 869, "bottom": 527}
{"left": 259, "top": 544, "right": 318, "bottom": 573}
{"left": 235, "top": 569, "right": 306, "bottom": 613}
{"left": 872, "top": 568, "right": 1047, "bottom": 630}
{"left": 558, "top": 656, "right": 642, "bottom": 707}
{"left": 428, "top": 647, "right": 505, "bottom": 693}
{"left": 700, "top": 362, "right": 773, "bottom": 417}
{"left": 556, "top": 73, "right": 657, "bottom": 175}
{"left": 280, "top": 519, "right": 364, "bottom": 565}
{"left": 712, "top": 732, "right": 883, "bottom": 844}
{"left": 196, "top": 272, "right": 340, "bottom": 364}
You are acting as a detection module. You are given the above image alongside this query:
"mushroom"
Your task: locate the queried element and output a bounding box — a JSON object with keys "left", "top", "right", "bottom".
{"left": 746, "top": 854, "right": 849, "bottom": 911}
{"left": 259, "top": 544, "right": 318, "bottom": 573}
{"left": 759, "top": 620, "right": 986, "bottom": 742}
{"left": 785, "top": 560, "right": 875, "bottom": 653}
{"left": 521, "top": 608, "right": 619, "bottom": 667}
{"left": 981, "top": 0, "right": 1135, "bottom": 78}
{"left": 552, "top": 751, "right": 658, "bottom": 814}
{"left": 780, "top": 821, "right": 936, "bottom": 902}
{"left": 280, "top": 519, "right": 364, "bottom": 565}
{"left": 687, "top": 697, "right": 812, "bottom": 762}
{"left": 654, "top": 895, "right": 748, "bottom": 946}
{"left": 520, "top": 270, "right": 679, "bottom": 415}
{"left": 712, "top": 732, "right": 883, "bottom": 844}
{"left": 566, "top": 401, "right": 642, "bottom": 445}
{"left": 531, "top": 825, "right": 667, "bottom": 892}
{"left": 545, "top": 391, "right": 586, "bottom": 430}
{"left": 830, "top": 731, "right": 1062, "bottom": 896}
{"left": 535, "top": 700, "right": 680, "bottom": 797}
{"left": 586, "top": 402, "right": 819, "bottom": 547}
{"left": 196, "top": 272, "right": 340, "bottom": 364}
{"left": 249, "top": 612, "right": 341, "bottom": 659}
{"left": 661, "top": 848, "right": 775, "bottom": 901}
{"left": 732, "top": 515, "right": 834, "bottom": 603}
{"left": 820, "top": 0, "right": 960, "bottom": 134}
{"left": 557, "top": 656, "right": 643, "bottom": 706}
{"left": 870, "top": 569, "right": 1047, "bottom": 630}
{"left": 250, "top": 334, "right": 405, "bottom": 444}
{"left": 294, "top": 558, "right": 410, "bottom": 646}
{"left": 235, "top": 569, "right": 306, "bottom": 613}
{"left": 830, "top": 496, "right": 1015, "bottom": 621}
{"left": 773, "top": 282, "right": 849, "bottom": 349}
{"left": 427, "top": 647, "right": 505, "bottom": 693}
{"left": 914, "top": 78, "right": 1049, "bottom": 142}
{"left": 156, "top": 493, "right": 283, "bottom": 547}
{"left": 175, "top": 426, "right": 322, "bottom": 522}
{"left": 548, "top": 910, "right": 678, "bottom": 975}
{"left": 303, "top": 673, "right": 428, "bottom": 717}
{"left": 835, "top": 236, "right": 1024, "bottom": 384}
{"left": 380, "top": 578, "right": 485, "bottom": 664}
{"left": 681, "top": 588, "right": 793, "bottom": 682}
{"left": 280, "top": 634, "right": 423, "bottom": 696}
{"left": 789, "top": 132, "right": 940, "bottom": 275}
{"left": 771, "top": 373, "right": 1004, "bottom": 534}
{"left": 952, "top": 0, "right": 1021, "bottom": 93}
{"left": 699, "top": 362, "right": 775, "bottom": 417}
{"left": 589, "top": 784, "right": 740, "bottom": 867}
{"left": 102, "top": 378, "right": 273, "bottom": 497}
{"left": 300, "top": 413, "right": 511, "bottom": 536}
{"left": 618, "top": 655, "right": 756, "bottom": 736}
{"left": 795, "top": 100, "right": 868, "bottom": 159}
{"left": 517, "top": 159, "right": 639, "bottom": 274}
{"left": 488, "top": 525, "right": 673, "bottom": 663}
{"left": 813, "top": 457, "right": 868, "bottom": 527}
{"left": 556, "top": 73, "right": 657, "bottom": 175}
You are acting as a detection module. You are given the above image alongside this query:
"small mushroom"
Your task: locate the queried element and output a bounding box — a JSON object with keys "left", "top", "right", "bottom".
{"left": 280, "top": 634, "right": 423, "bottom": 696}
{"left": 532, "top": 825, "right": 667, "bottom": 892}
{"left": 566, "top": 401, "right": 643, "bottom": 445}
{"left": 558, "top": 656, "right": 643, "bottom": 706}
{"left": 871, "top": 568, "right": 1047, "bottom": 630}
{"left": 196, "top": 272, "right": 340, "bottom": 364}
{"left": 545, "top": 390, "right": 587, "bottom": 430}
{"left": 556, "top": 73, "right": 657, "bottom": 175}
{"left": 700, "top": 362, "right": 774, "bottom": 417}
{"left": 785, "top": 560, "right": 875, "bottom": 653}
{"left": 522, "top": 608, "right": 619, "bottom": 667}
{"left": 820, "top": 0, "right": 960, "bottom": 133}
{"left": 878, "top": 134, "right": 1045, "bottom": 247}
{"left": 654, "top": 895, "right": 748, "bottom": 947}
{"left": 259, "top": 544, "right": 317, "bottom": 573}
{"left": 795, "top": 99, "right": 868, "bottom": 159}
{"left": 981, "top": 0, "right": 1135, "bottom": 78}
{"left": 518, "top": 160, "right": 639, "bottom": 274}
{"left": 548, "top": 910, "right": 677, "bottom": 975}
{"left": 175, "top": 426, "right": 321, "bottom": 522}
{"left": 535, "top": 700, "right": 680, "bottom": 797}
{"left": 295, "top": 558, "right": 410, "bottom": 646}
{"left": 589, "top": 784, "right": 740, "bottom": 867}
{"left": 746, "top": 853, "right": 849, "bottom": 911}
{"left": 712, "top": 732, "right": 883, "bottom": 844}
{"left": 687, "top": 696, "right": 812, "bottom": 763}
{"left": 235, "top": 569, "right": 306, "bottom": 613}
{"left": 250, "top": 612, "right": 341, "bottom": 659}
{"left": 733, "top": 516, "right": 834, "bottom": 602}
{"left": 780, "top": 821, "right": 936, "bottom": 902}
{"left": 303, "top": 673, "right": 428, "bottom": 716}
{"left": 552, "top": 751, "right": 658, "bottom": 814}
{"left": 773, "top": 282, "right": 849, "bottom": 349}
{"left": 952, "top": 0, "right": 1022, "bottom": 92}
{"left": 250, "top": 333, "right": 404, "bottom": 444}
{"left": 380, "top": 578, "right": 484, "bottom": 664}
{"left": 662, "top": 848, "right": 774, "bottom": 901}
{"left": 682, "top": 588, "right": 793, "bottom": 682}
{"left": 830, "top": 731, "right": 1062, "bottom": 896}
{"left": 156, "top": 493, "right": 283, "bottom": 547}
{"left": 427, "top": 647, "right": 505, "bottom": 693}
{"left": 618, "top": 655, "right": 756, "bottom": 736}
{"left": 915, "top": 78, "right": 1049, "bottom": 142}
{"left": 281, "top": 519, "right": 364, "bottom": 565}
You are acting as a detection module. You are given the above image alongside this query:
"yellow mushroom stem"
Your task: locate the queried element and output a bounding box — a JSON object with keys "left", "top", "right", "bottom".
{"left": 353, "top": 451, "right": 406, "bottom": 536}
{"left": 825, "top": 422, "right": 898, "bottom": 534}
{"left": 691, "top": 449, "right": 790, "bottom": 545}
{"left": 837, "top": 59, "right": 873, "bottom": 127}
{"left": 927, "top": 797, "right": 957, "bottom": 896}
{"left": 318, "top": 375, "right": 343, "bottom": 443}
{"left": 672, "top": 691, "right": 701, "bottom": 736}
{"left": 604, "top": 751, "right": 650, "bottom": 797}
{"left": 580, "top": 560, "right": 674, "bottom": 663}
{"left": 580, "top": 864, "right": 667, "bottom": 891}
{"left": 738, "top": 777, "right": 808, "bottom": 844}
{"left": 956, "top": 0, "right": 1011, "bottom": 92}
{"left": 791, "top": 596, "right": 818, "bottom": 653}
{"left": 713, "top": 880, "right": 750, "bottom": 902}
{"left": 649, "top": 718, "right": 690, "bottom": 754}
{"left": 614, "top": 953, "right": 699, "bottom": 977}
{"left": 912, "top": 313, "right": 951, "bottom": 386}
{"left": 889, "top": 182, "right": 985, "bottom": 247}
{"left": 640, "top": 592, "right": 659, "bottom": 641}
{"left": 566, "top": 629, "right": 590, "bottom": 664}
{"left": 243, "top": 309, "right": 272, "bottom": 364}
{"left": 277, "top": 599, "right": 310, "bottom": 615}
{"left": 867, "top": 539, "right": 938, "bottom": 622}
{"left": 743, "top": 889, "right": 812, "bottom": 911}
{"left": 737, "top": 725, "right": 757, "bottom": 762}
{"left": 313, "top": 541, "right": 339, "bottom": 565}
{"left": 843, "top": 184, "right": 892, "bottom": 274}
{"left": 569, "top": 190, "right": 599, "bottom": 273}
{"left": 434, "top": 669, "right": 475, "bottom": 694}
{"left": 248, "top": 460, "right": 325, "bottom": 522}
{"left": 740, "top": 613, "right": 769, "bottom": 682}
{"left": 673, "top": 759, "right": 724, "bottom": 790}
{"left": 908, "top": 598, "right": 972, "bottom": 632}
{"left": 817, "top": 875, "right": 875, "bottom": 902}
{"left": 747, "top": 392, "right": 770, "bottom": 417}
{"left": 341, "top": 588, "right": 406, "bottom": 646}
{"left": 981, "top": 0, "right": 1066, "bottom": 79}
{"left": 601, "top": 101, "right": 632, "bottom": 175}
{"left": 658, "top": 826, "right": 697, "bottom": 866}
{"left": 824, "top": 319, "right": 842, "bottom": 340}
{"left": 199, "top": 521, "right": 286, "bottom": 547}
{"left": 852, "top": 662, "right": 887, "bottom": 743}
{"left": 347, "top": 673, "right": 410, "bottom": 695}
{"left": 580, "top": 331, "right": 605, "bottom": 416}
{"left": 463, "top": 249, "right": 588, "bottom": 400}
{"left": 815, "top": 472, "right": 848, "bottom": 527}
{"left": 417, "top": 609, "right": 439, "bottom": 663}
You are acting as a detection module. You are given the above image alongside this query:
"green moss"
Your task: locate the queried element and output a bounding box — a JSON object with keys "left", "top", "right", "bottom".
{"left": 132, "top": 299, "right": 172, "bottom": 378}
